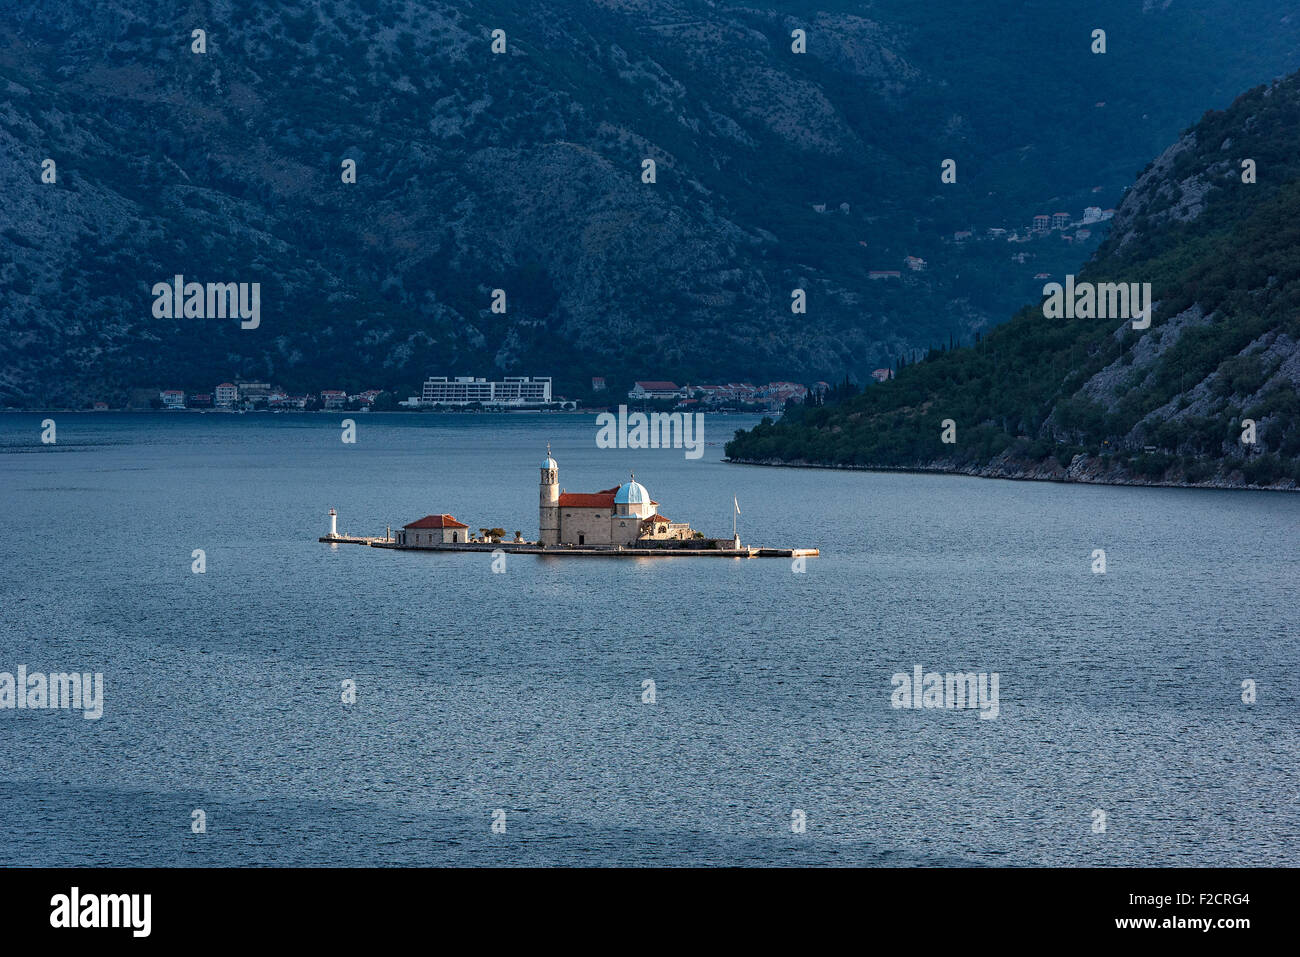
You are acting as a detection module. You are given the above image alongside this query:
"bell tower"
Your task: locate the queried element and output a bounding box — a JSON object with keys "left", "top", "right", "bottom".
{"left": 539, "top": 444, "right": 560, "bottom": 546}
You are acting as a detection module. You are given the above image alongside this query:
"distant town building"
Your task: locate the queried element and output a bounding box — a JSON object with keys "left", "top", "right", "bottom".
{"left": 953, "top": 230, "right": 973, "bottom": 241}
{"left": 695, "top": 385, "right": 728, "bottom": 403}
{"left": 236, "top": 381, "right": 271, "bottom": 400}
{"left": 591, "top": 377, "right": 606, "bottom": 392}
{"left": 190, "top": 393, "right": 213, "bottom": 408}
{"left": 420, "top": 376, "right": 553, "bottom": 407}
{"left": 214, "top": 383, "right": 238, "bottom": 407}
{"left": 1081, "top": 206, "right": 1103, "bottom": 224}
{"left": 871, "top": 368, "right": 894, "bottom": 383}
{"left": 987, "top": 227, "right": 1008, "bottom": 238}
{"left": 1052, "top": 212, "right": 1071, "bottom": 229}
{"left": 754, "top": 382, "right": 809, "bottom": 408}
{"left": 868, "top": 270, "right": 901, "bottom": 280}
{"left": 1031, "top": 215, "right": 1051, "bottom": 234}
{"left": 660, "top": 381, "right": 814, "bottom": 409}
{"left": 1034, "top": 272, "right": 1051, "bottom": 279}
{"left": 1075, "top": 228, "right": 1092, "bottom": 241}
{"left": 905, "top": 256, "right": 927, "bottom": 271}
{"left": 628, "top": 381, "right": 683, "bottom": 400}
{"left": 160, "top": 390, "right": 186, "bottom": 409}
{"left": 320, "top": 390, "right": 348, "bottom": 409}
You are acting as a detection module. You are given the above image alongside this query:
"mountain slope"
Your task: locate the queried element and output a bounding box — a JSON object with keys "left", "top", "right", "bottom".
{"left": 725, "top": 70, "right": 1300, "bottom": 489}
{"left": 2, "top": 1, "right": 1300, "bottom": 405}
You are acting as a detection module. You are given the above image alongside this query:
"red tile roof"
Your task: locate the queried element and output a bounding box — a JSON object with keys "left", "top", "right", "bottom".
{"left": 404, "top": 513, "right": 469, "bottom": 529}
{"left": 558, "top": 486, "right": 620, "bottom": 508}
{"left": 635, "top": 381, "right": 678, "bottom": 390}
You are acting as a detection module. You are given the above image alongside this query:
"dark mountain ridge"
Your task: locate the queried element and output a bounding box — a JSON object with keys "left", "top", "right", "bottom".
{"left": 2, "top": 0, "right": 1299, "bottom": 405}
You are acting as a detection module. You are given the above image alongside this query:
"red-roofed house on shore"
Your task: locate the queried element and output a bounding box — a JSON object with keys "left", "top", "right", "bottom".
{"left": 398, "top": 514, "right": 470, "bottom": 546}
{"left": 628, "top": 381, "right": 682, "bottom": 400}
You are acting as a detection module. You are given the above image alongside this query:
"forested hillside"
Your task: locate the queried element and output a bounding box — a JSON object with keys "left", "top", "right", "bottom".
{"left": 726, "top": 71, "right": 1300, "bottom": 489}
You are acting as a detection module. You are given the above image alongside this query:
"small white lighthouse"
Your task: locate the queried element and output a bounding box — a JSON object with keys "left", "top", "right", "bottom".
{"left": 328, "top": 507, "right": 338, "bottom": 539}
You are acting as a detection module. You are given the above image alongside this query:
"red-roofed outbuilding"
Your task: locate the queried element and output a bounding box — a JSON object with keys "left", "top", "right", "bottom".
{"left": 400, "top": 513, "right": 470, "bottom": 545}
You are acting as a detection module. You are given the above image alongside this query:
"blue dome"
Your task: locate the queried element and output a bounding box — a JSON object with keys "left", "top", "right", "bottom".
{"left": 614, "top": 479, "right": 648, "bottom": 505}
{"left": 541, "top": 455, "right": 557, "bottom": 470}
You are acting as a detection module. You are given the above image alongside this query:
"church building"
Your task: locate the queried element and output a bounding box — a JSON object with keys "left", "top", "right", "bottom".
{"left": 538, "top": 447, "right": 695, "bottom": 546}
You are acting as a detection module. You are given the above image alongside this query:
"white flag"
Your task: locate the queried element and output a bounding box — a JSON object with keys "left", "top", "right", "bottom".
{"left": 734, "top": 496, "right": 741, "bottom": 515}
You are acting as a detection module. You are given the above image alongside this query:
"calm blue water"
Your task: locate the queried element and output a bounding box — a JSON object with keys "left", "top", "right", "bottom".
{"left": 0, "top": 412, "right": 1296, "bottom": 866}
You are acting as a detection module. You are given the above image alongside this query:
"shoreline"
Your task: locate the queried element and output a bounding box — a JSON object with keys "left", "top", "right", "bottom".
{"left": 0, "top": 407, "right": 771, "bottom": 416}
{"left": 0, "top": 407, "right": 598, "bottom": 415}
{"left": 724, "top": 457, "right": 1300, "bottom": 493}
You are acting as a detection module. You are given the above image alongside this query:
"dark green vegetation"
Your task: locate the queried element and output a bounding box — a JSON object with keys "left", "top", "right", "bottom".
{"left": 727, "top": 71, "right": 1300, "bottom": 488}
{"left": 3, "top": 1, "right": 1299, "bottom": 405}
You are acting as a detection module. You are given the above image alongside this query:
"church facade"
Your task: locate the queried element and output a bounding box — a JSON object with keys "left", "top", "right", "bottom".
{"left": 538, "top": 448, "right": 695, "bottom": 547}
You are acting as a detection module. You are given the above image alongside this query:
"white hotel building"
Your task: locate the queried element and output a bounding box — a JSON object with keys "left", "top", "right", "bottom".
{"left": 418, "top": 376, "right": 553, "bottom": 407}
